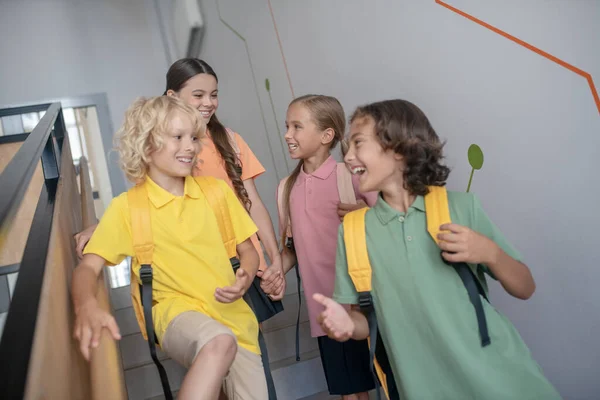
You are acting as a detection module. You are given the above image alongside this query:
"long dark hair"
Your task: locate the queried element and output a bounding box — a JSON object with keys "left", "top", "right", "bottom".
{"left": 165, "top": 58, "right": 251, "bottom": 210}
{"left": 281, "top": 94, "right": 345, "bottom": 247}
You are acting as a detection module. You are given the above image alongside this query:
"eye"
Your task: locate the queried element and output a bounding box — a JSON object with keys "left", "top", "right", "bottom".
{"left": 211, "top": 94, "right": 218, "bottom": 99}
{"left": 294, "top": 124, "right": 301, "bottom": 130}
{"left": 192, "top": 136, "right": 199, "bottom": 142}
{"left": 174, "top": 135, "right": 182, "bottom": 140}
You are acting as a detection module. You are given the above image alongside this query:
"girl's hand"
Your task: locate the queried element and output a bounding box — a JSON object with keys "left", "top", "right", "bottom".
{"left": 337, "top": 200, "right": 367, "bottom": 221}
{"left": 313, "top": 293, "right": 354, "bottom": 342}
{"left": 259, "top": 258, "right": 286, "bottom": 300}
{"left": 438, "top": 223, "right": 499, "bottom": 265}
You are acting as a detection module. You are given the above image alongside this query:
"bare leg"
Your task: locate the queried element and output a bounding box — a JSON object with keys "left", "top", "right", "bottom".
{"left": 178, "top": 334, "right": 237, "bottom": 400}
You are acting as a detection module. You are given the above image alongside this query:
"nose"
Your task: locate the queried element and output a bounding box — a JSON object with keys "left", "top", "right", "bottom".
{"left": 284, "top": 127, "right": 292, "bottom": 140}
{"left": 343, "top": 143, "right": 355, "bottom": 164}
{"left": 183, "top": 136, "right": 196, "bottom": 151}
{"left": 201, "top": 95, "right": 214, "bottom": 108}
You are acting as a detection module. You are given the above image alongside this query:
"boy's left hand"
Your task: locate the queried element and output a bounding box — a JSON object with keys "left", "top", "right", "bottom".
{"left": 438, "top": 223, "right": 499, "bottom": 265}
{"left": 215, "top": 268, "right": 250, "bottom": 303}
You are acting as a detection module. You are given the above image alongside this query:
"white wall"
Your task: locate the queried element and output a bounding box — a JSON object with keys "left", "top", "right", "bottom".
{"left": 195, "top": 0, "right": 600, "bottom": 398}
{"left": 0, "top": 0, "right": 171, "bottom": 194}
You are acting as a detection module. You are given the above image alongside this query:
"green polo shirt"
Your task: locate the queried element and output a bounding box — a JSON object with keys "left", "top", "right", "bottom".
{"left": 333, "top": 191, "right": 561, "bottom": 400}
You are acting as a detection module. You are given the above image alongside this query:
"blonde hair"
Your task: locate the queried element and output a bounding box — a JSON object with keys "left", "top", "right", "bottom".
{"left": 281, "top": 94, "right": 346, "bottom": 248}
{"left": 115, "top": 96, "right": 206, "bottom": 182}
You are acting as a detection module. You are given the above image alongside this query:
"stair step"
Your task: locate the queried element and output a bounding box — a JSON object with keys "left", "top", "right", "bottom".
{"left": 120, "top": 333, "right": 169, "bottom": 370}
{"left": 262, "top": 290, "right": 309, "bottom": 333}
{"left": 272, "top": 355, "right": 328, "bottom": 400}
{"left": 125, "top": 359, "right": 187, "bottom": 400}
{"left": 114, "top": 306, "right": 140, "bottom": 336}
{"left": 110, "top": 285, "right": 133, "bottom": 310}
{"left": 146, "top": 391, "right": 179, "bottom": 400}
{"left": 270, "top": 348, "right": 321, "bottom": 372}
{"left": 264, "top": 320, "right": 318, "bottom": 364}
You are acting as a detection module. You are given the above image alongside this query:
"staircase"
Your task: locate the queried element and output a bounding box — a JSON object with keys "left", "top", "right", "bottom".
{"left": 111, "top": 262, "right": 330, "bottom": 400}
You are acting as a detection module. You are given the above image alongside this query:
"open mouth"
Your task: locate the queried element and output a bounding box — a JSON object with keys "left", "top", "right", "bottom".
{"left": 287, "top": 143, "right": 298, "bottom": 151}
{"left": 198, "top": 110, "right": 213, "bottom": 119}
{"left": 350, "top": 166, "right": 366, "bottom": 175}
{"left": 176, "top": 156, "right": 193, "bottom": 164}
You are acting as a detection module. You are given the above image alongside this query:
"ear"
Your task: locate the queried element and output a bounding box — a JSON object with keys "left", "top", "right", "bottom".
{"left": 166, "top": 89, "right": 177, "bottom": 97}
{"left": 320, "top": 128, "right": 335, "bottom": 145}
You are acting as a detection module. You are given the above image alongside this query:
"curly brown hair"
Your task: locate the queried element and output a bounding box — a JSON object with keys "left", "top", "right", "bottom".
{"left": 350, "top": 99, "right": 450, "bottom": 196}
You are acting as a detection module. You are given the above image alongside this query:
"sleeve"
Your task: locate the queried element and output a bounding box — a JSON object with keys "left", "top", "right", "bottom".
{"left": 83, "top": 195, "right": 133, "bottom": 265}
{"left": 219, "top": 179, "right": 258, "bottom": 244}
{"left": 332, "top": 224, "right": 360, "bottom": 305}
{"left": 235, "top": 133, "right": 266, "bottom": 181}
{"left": 471, "top": 194, "right": 523, "bottom": 273}
{"left": 351, "top": 173, "right": 378, "bottom": 207}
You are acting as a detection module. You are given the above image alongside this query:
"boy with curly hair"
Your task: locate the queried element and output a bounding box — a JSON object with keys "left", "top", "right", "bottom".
{"left": 71, "top": 96, "right": 269, "bottom": 400}
{"left": 315, "top": 99, "right": 561, "bottom": 399}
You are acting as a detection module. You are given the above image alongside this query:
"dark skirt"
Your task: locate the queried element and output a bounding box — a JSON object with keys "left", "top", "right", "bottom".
{"left": 317, "top": 336, "right": 376, "bottom": 395}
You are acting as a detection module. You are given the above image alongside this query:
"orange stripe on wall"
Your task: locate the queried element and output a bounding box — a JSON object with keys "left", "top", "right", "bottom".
{"left": 436, "top": 0, "right": 600, "bottom": 115}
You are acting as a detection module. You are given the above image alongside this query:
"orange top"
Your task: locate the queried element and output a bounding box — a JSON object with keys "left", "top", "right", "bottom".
{"left": 194, "top": 129, "right": 268, "bottom": 271}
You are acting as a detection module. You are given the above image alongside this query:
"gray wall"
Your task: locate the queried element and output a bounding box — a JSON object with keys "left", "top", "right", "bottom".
{"left": 195, "top": 0, "right": 600, "bottom": 398}
{"left": 0, "top": 0, "right": 172, "bottom": 194}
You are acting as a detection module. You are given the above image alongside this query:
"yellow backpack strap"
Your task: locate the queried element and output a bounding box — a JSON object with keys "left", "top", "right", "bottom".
{"left": 343, "top": 207, "right": 371, "bottom": 293}
{"left": 424, "top": 185, "right": 452, "bottom": 245}
{"left": 128, "top": 184, "right": 154, "bottom": 265}
{"left": 336, "top": 163, "right": 357, "bottom": 205}
{"left": 195, "top": 176, "right": 237, "bottom": 258}
{"left": 343, "top": 207, "right": 394, "bottom": 399}
{"left": 127, "top": 184, "right": 153, "bottom": 342}
{"left": 127, "top": 184, "right": 173, "bottom": 396}
{"left": 424, "top": 185, "right": 491, "bottom": 347}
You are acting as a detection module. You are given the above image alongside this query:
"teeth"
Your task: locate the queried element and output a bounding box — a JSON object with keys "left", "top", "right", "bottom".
{"left": 177, "top": 158, "right": 192, "bottom": 163}
{"left": 288, "top": 144, "right": 298, "bottom": 150}
{"left": 199, "top": 111, "right": 212, "bottom": 117}
{"left": 351, "top": 166, "right": 366, "bottom": 175}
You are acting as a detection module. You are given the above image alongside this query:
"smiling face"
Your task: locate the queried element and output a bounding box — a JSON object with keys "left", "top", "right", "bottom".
{"left": 284, "top": 102, "right": 333, "bottom": 160}
{"left": 147, "top": 110, "right": 202, "bottom": 183}
{"left": 344, "top": 116, "right": 405, "bottom": 194}
{"left": 169, "top": 73, "right": 219, "bottom": 123}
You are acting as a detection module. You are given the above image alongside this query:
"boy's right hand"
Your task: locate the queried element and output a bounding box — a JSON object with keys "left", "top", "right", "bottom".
{"left": 313, "top": 293, "right": 354, "bottom": 342}
{"left": 74, "top": 299, "right": 121, "bottom": 361}
{"left": 74, "top": 224, "right": 98, "bottom": 259}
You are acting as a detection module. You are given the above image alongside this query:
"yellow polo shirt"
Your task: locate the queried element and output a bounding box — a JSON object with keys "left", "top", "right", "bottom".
{"left": 84, "top": 176, "right": 260, "bottom": 354}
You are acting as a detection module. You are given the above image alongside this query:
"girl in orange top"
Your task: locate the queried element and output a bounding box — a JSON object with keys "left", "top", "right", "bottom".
{"left": 75, "top": 59, "right": 285, "bottom": 301}
{"left": 164, "top": 59, "right": 284, "bottom": 300}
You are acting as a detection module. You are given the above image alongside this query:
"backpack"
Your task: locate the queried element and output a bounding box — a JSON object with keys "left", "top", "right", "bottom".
{"left": 342, "top": 186, "right": 490, "bottom": 400}
{"left": 128, "top": 176, "right": 277, "bottom": 400}
{"left": 275, "top": 163, "right": 357, "bottom": 361}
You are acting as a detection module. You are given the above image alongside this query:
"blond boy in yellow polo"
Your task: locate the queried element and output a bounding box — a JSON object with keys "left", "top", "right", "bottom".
{"left": 71, "top": 96, "right": 267, "bottom": 399}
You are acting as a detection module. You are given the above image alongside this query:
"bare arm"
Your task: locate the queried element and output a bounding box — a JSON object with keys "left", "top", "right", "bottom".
{"left": 244, "top": 178, "right": 281, "bottom": 267}
{"left": 484, "top": 246, "right": 535, "bottom": 300}
{"left": 72, "top": 254, "right": 121, "bottom": 361}
{"left": 348, "top": 306, "right": 370, "bottom": 341}
{"left": 439, "top": 223, "right": 536, "bottom": 300}
{"left": 215, "top": 237, "right": 259, "bottom": 303}
{"left": 281, "top": 246, "right": 297, "bottom": 275}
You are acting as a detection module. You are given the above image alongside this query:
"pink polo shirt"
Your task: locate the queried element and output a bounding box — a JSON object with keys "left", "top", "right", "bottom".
{"left": 282, "top": 156, "right": 377, "bottom": 337}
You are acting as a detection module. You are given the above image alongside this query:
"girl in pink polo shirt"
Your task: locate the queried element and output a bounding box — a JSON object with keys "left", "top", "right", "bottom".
{"left": 270, "top": 94, "right": 377, "bottom": 399}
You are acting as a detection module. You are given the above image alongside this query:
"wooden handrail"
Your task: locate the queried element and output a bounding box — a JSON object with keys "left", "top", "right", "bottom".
{"left": 79, "top": 157, "right": 127, "bottom": 400}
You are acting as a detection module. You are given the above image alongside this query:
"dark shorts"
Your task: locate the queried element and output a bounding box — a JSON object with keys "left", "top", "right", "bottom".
{"left": 317, "top": 336, "right": 376, "bottom": 395}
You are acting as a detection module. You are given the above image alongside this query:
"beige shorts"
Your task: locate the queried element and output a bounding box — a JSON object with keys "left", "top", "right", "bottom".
{"left": 161, "top": 311, "right": 267, "bottom": 400}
